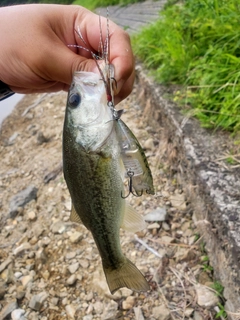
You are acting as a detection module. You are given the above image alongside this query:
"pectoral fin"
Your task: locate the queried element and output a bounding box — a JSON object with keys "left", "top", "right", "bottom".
{"left": 121, "top": 203, "right": 146, "bottom": 233}
{"left": 70, "top": 205, "right": 83, "bottom": 224}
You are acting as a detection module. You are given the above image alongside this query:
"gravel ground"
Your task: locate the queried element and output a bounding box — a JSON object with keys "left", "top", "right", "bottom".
{"left": 0, "top": 85, "right": 226, "bottom": 320}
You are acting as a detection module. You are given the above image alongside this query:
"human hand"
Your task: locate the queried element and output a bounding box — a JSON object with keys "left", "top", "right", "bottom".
{"left": 0, "top": 4, "right": 134, "bottom": 104}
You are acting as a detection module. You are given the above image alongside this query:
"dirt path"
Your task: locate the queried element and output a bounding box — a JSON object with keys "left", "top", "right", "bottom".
{"left": 0, "top": 82, "right": 222, "bottom": 319}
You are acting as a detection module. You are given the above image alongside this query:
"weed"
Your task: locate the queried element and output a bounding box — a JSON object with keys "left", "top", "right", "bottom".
{"left": 211, "top": 281, "right": 224, "bottom": 297}
{"left": 201, "top": 255, "right": 214, "bottom": 272}
{"left": 199, "top": 243, "right": 214, "bottom": 273}
{"left": 132, "top": 0, "right": 240, "bottom": 132}
{"left": 199, "top": 241, "right": 206, "bottom": 253}
{"left": 226, "top": 156, "right": 237, "bottom": 165}
{"left": 215, "top": 303, "right": 227, "bottom": 319}
{"left": 194, "top": 233, "right": 200, "bottom": 242}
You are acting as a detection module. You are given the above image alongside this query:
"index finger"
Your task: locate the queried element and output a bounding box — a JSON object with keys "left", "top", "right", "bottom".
{"left": 77, "top": 10, "right": 135, "bottom": 85}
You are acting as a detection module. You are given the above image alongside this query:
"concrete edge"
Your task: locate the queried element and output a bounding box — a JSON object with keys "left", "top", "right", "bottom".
{"left": 135, "top": 64, "right": 240, "bottom": 316}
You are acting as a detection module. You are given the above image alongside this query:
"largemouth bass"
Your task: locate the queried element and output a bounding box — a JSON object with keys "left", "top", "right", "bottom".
{"left": 63, "top": 71, "right": 153, "bottom": 294}
{"left": 63, "top": 15, "right": 154, "bottom": 294}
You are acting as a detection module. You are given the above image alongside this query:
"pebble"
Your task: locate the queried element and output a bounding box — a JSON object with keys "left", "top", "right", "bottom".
{"left": 8, "top": 132, "right": 19, "bottom": 145}
{"left": 134, "top": 306, "right": 145, "bottom": 320}
{"left": 102, "top": 300, "right": 118, "bottom": 320}
{"left": 51, "top": 220, "right": 66, "bottom": 234}
{"left": 188, "top": 235, "right": 196, "bottom": 245}
{"left": 68, "top": 262, "right": 79, "bottom": 274}
{"left": 194, "top": 311, "right": 204, "bottom": 320}
{"left": 144, "top": 207, "right": 167, "bottom": 222}
{"left": 162, "top": 222, "right": 170, "bottom": 231}
{"left": 9, "top": 185, "right": 38, "bottom": 219}
{"left": 1, "top": 266, "right": 14, "bottom": 284}
{"left": 27, "top": 211, "right": 37, "bottom": 221}
{"left": 93, "top": 301, "right": 104, "bottom": 314}
{"left": 13, "top": 242, "right": 31, "bottom": 256}
{"left": 30, "top": 225, "right": 44, "bottom": 238}
{"left": 185, "top": 308, "right": 194, "bottom": 317}
{"left": 65, "top": 304, "right": 76, "bottom": 318}
{"left": 62, "top": 297, "right": 69, "bottom": 305}
{"left": 143, "top": 138, "right": 154, "bottom": 150}
{"left": 59, "top": 291, "right": 68, "bottom": 298}
{"left": 51, "top": 297, "right": 59, "bottom": 306}
{"left": 147, "top": 222, "right": 160, "bottom": 229}
{"left": 36, "top": 131, "right": 50, "bottom": 145}
{"left": 86, "top": 303, "right": 93, "bottom": 314}
{"left": 16, "top": 286, "right": 25, "bottom": 300}
{"left": 79, "top": 259, "right": 89, "bottom": 268}
{"left": 28, "top": 291, "right": 48, "bottom": 311}
{"left": 120, "top": 288, "right": 133, "bottom": 297}
{"left": 0, "top": 300, "right": 18, "bottom": 319}
{"left": 169, "top": 193, "right": 186, "bottom": 210}
{"left": 161, "top": 235, "right": 175, "bottom": 244}
{"left": 66, "top": 274, "right": 77, "bottom": 285}
{"left": 64, "top": 200, "right": 71, "bottom": 211}
{"left": 21, "top": 275, "right": 33, "bottom": 288}
{"left": 41, "top": 237, "right": 51, "bottom": 246}
{"left": 35, "top": 248, "right": 47, "bottom": 263}
{"left": 195, "top": 284, "right": 219, "bottom": 307}
{"left": 122, "top": 296, "right": 135, "bottom": 310}
{"left": 14, "top": 272, "right": 22, "bottom": 279}
{"left": 41, "top": 270, "right": 50, "bottom": 280}
{"left": 83, "top": 315, "right": 93, "bottom": 320}
{"left": 152, "top": 305, "right": 170, "bottom": 320}
{"left": 65, "top": 252, "right": 76, "bottom": 260}
{"left": 0, "top": 257, "right": 12, "bottom": 273}
{"left": 28, "top": 311, "right": 39, "bottom": 320}
{"left": 69, "top": 231, "right": 83, "bottom": 243}
{"left": 11, "top": 308, "right": 25, "bottom": 320}
{"left": 86, "top": 292, "right": 93, "bottom": 301}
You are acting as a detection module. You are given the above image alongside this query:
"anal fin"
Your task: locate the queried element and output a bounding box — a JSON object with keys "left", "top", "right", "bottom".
{"left": 70, "top": 204, "right": 83, "bottom": 224}
{"left": 121, "top": 203, "right": 146, "bottom": 233}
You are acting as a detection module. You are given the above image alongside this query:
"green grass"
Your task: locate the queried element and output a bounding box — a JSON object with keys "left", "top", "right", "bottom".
{"left": 132, "top": 0, "right": 240, "bottom": 132}
{"left": 73, "top": 0, "right": 144, "bottom": 11}
{"left": 215, "top": 303, "right": 227, "bottom": 319}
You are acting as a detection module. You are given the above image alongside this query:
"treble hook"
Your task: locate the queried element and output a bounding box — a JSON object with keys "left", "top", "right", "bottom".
{"left": 121, "top": 170, "right": 143, "bottom": 199}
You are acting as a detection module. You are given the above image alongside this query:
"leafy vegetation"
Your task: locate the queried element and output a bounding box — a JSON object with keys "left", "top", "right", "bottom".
{"left": 132, "top": 0, "right": 240, "bottom": 132}
{"left": 72, "top": 0, "right": 144, "bottom": 11}
{"left": 211, "top": 281, "right": 224, "bottom": 297}
{"left": 215, "top": 303, "right": 227, "bottom": 319}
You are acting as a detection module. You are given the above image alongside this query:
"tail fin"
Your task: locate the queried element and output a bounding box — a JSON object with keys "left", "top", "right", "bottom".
{"left": 104, "top": 258, "right": 149, "bottom": 294}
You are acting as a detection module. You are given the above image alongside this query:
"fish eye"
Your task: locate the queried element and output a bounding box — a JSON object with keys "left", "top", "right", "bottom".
{"left": 68, "top": 92, "right": 81, "bottom": 108}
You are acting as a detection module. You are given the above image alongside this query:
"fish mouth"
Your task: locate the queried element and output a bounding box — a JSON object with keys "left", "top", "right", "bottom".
{"left": 75, "top": 117, "right": 114, "bottom": 153}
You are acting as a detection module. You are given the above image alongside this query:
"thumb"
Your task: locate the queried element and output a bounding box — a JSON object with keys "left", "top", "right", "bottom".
{"left": 42, "top": 43, "right": 98, "bottom": 87}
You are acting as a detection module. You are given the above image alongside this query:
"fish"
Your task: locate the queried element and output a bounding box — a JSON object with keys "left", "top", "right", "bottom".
{"left": 62, "top": 15, "right": 154, "bottom": 294}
